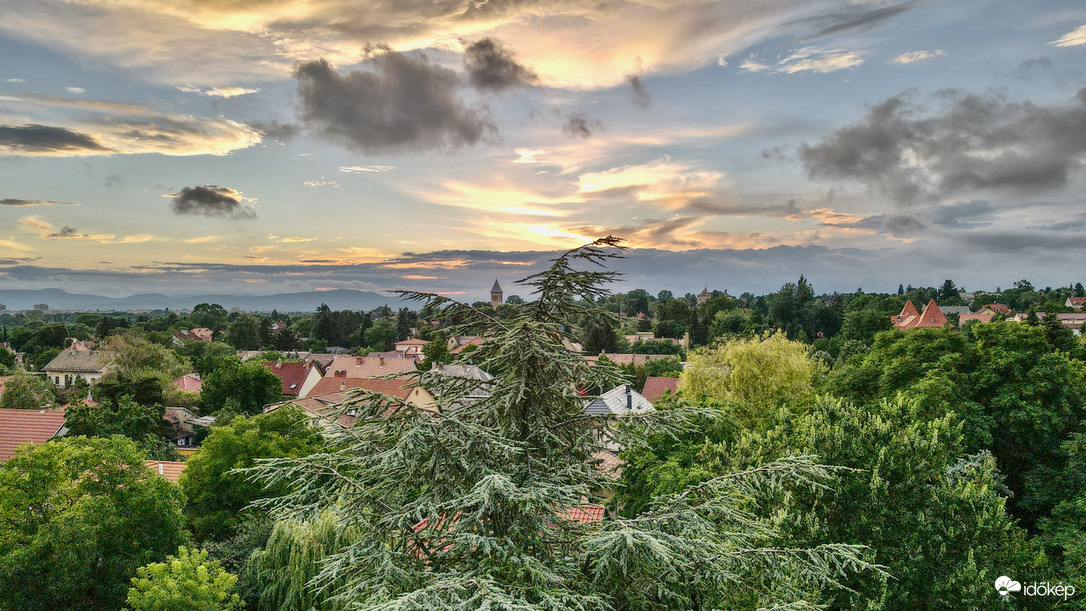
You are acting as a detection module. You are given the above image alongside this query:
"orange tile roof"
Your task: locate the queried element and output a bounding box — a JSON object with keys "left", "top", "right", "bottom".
{"left": 960, "top": 311, "right": 996, "bottom": 324}
{"left": 1069, "top": 297, "right": 1086, "bottom": 307}
{"left": 144, "top": 460, "right": 187, "bottom": 483}
{"left": 592, "top": 450, "right": 623, "bottom": 480}
{"left": 308, "top": 376, "right": 416, "bottom": 399}
{"left": 0, "top": 408, "right": 66, "bottom": 462}
{"left": 914, "top": 300, "right": 948, "bottom": 328}
{"left": 324, "top": 354, "right": 417, "bottom": 378}
{"left": 641, "top": 377, "right": 679, "bottom": 403}
{"left": 170, "top": 374, "right": 202, "bottom": 393}
{"left": 562, "top": 505, "right": 607, "bottom": 523}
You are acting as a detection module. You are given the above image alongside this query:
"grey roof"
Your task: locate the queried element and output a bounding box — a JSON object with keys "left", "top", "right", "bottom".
{"left": 42, "top": 350, "right": 105, "bottom": 373}
{"left": 430, "top": 363, "right": 493, "bottom": 381}
{"left": 939, "top": 306, "right": 972, "bottom": 315}
{"left": 584, "top": 385, "right": 654, "bottom": 417}
{"left": 491, "top": 279, "right": 502, "bottom": 293}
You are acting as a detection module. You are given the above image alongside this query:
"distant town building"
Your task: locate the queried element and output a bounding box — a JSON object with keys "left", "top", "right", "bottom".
{"left": 32, "top": 303, "right": 48, "bottom": 311}
{"left": 891, "top": 300, "right": 947, "bottom": 330}
{"left": 0, "top": 304, "right": 6, "bottom": 311}
{"left": 697, "top": 288, "right": 712, "bottom": 305}
{"left": 1068, "top": 297, "right": 1085, "bottom": 310}
{"left": 491, "top": 279, "right": 503, "bottom": 309}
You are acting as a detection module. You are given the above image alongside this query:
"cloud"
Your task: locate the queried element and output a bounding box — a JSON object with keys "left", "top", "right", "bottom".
{"left": 741, "top": 48, "right": 866, "bottom": 74}
{"left": 0, "top": 124, "right": 111, "bottom": 155}
{"left": 293, "top": 51, "right": 494, "bottom": 154}
{"left": 891, "top": 49, "right": 945, "bottom": 65}
{"left": 0, "top": 94, "right": 261, "bottom": 156}
{"left": 799, "top": 89, "right": 1086, "bottom": 205}
{"left": 627, "top": 73, "right": 650, "bottom": 108}
{"left": 178, "top": 85, "right": 260, "bottom": 97}
{"left": 249, "top": 120, "right": 298, "bottom": 142}
{"left": 339, "top": 165, "right": 394, "bottom": 173}
{"left": 1012, "top": 57, "right": 1052, "bottom": 79}
{"left": 169, "top": 185, "right": 256, "bottom": 219}
{"left": 463, "top": 38, "right": 539, "bottom": 92}
{"left": 1, "top": 198, "right": 78, "bottom": 207}
{"left": 65, "top": 86, "right": 85, "bottom": 94}
{"left": 1051, "top": 24, "right": 1086, "bottom": 47}
{"left": 18, "top": 216, "right": 114, "bottom": 241}
{"left": 787, "top": 1, "right": 924, "bottom": 41}
{"left": 562, "top": 114, "right": 595, "bottom": 138}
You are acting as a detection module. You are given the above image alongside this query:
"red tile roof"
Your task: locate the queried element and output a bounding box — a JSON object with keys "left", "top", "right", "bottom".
{"left": 892, "top": 300, "right": 946, "bottom": 330}
{"left": 0, "top": 408, "right": 66, "bottom": 462}
{"left": 170, "top": 374, "right": 202, "bottom": 393}
{"left": 264, "top": 392, "right": 357, "bottom": 428}
{"left": 324, "top": 354, "right": 417, "bottom": 378}
{"left": 144, "top": 460, "right": 187, "bottom": 483}
{"left": 562, "top": 505, "right": 607, "bottom": 523}
{"left": 641, "top": 377, "right": 679, "bottom": 403}
{"left": 395, "top": 338, "right": 429, "bottom": 346}
{"left": 960, "top": 310, "right": 996, "bottom": 324}
{"left": 1069, "top": 297, "right": 1086, "bottom": 307}
{"left": 262, "top": 361, "right": 312, "bottom": 396}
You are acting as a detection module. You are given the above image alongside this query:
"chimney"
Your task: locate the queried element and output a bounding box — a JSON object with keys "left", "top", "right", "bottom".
{"left": 340, "top": 380, "right": 346, "bottom": 391}
{"left": 157, "top": 463, "right": 164, "bottom": 475}
{"left": 275, "top": 361, "right": 282, "bottom": 369}
{"left": 356, "top": 357, "right": 363, "bottom": 365}
{"left": 334, "top": 370, "right": 346, "bottom": 378}
{"left": 625, "top": 385, "right": 632, "bottom": 411}
{"left": 379, "top": 356, "right": 385, "bottom": 367}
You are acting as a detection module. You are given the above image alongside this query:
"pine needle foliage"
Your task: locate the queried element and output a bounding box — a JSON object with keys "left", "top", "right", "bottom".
{"left": 246, "top": 237, "right": 881, "bottom": 610}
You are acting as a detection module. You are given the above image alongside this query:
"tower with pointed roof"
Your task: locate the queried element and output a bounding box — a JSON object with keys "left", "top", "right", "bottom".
{"left": 697, "top": 287, "right": 712, "bottom": 305}
{"left": 490, "top": 279, "right": 503, "bottom": 309}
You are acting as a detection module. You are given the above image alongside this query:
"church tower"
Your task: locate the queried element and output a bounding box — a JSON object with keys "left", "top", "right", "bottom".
{"left": 490, "top": 279, "right": 503, "bottom": 308}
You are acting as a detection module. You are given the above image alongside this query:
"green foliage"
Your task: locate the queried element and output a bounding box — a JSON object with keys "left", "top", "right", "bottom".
{"left": 199, "top": 357, "right": 283, "bottom": 415}
{"left": 222, "top": 315, "right": 264, "bottom": 350}
{"left": 95, "top": 373, "right": 167, "bottom": 407}
{"left": 420, "top": 336, "right": 451, "bottom": 368}
{"left": 102, "top": 333, "right": 191, "bottom": 381}
{"left": 181, "top": 408, "right": 323, "bottom": 541}
{"left": 681, "top": 331, "right": 822, "bottom": 424}
{"left": 65, "top": 396, "right": 172, "bottom": 446}
{"left": 362, "top": 318, "right": 397, "bottom": 352}
{"left": 247, "top": 238, "right": 877, "bottom": 610}
{"left": 0, "top": 436, "right": 187, "bottom": 611}
{"left": 0, "top": 372, "right": 56, "bottom": 409}
{"left": 127, "top": 547, "right": 240, "bottom": 611}
{"left": 173, "top": 340, "right": 236, "bottom": 377}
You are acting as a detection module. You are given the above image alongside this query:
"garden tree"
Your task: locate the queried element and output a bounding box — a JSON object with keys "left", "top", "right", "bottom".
{"left": 624, "top": 288, "right": 650, "bottom": 317}
{"left": 199, "top": 357, "right": 283, "bottom": 416}
{"left": 31, "top": 347, "right": 61, "bottom": 372}
{"left": 767, "top": 276, "right": 815, "bottom": 340}
{"left": 653, "top": 297, "right": 694, "bottom": 339}
{"left": 396, "top": 307, "right": 418, "bottom": 341}
{"left": 627, "top": 338, "right": 684, "bottom": 355}
{"left": 223, "top": 314, "right": 263, "bottom": 350}
{"left": 181, "top": 407, "right": 323, "bottom": 541}
{"left": 0, "top": 436, "right": 186, "bottom": 611}
{"left": 362, "top": 318, "right": 397, "bottom": 352}
{"left": 249, "top": 238, "right": 876, "bottom": 610}
{"left": 188, "top": 303, "right": 229, "bottom": 333}
{"left": 838, "top": 308, "right": 893, "bottom": 345}
{"left": 0, "top": 345, "right": 16, "bottom": 371}
{"left": 420, "top": 335, "right": 451, "bottom": 368}
{"left": 505, "top": 294, "right": 524, "bottom": 305}
{"left": 101, "top": 333, "right": 191, "bottom": 381}
{"left": 1043, "top": 310, "right": 1077, "bottom": 353}
{"left": 247, "top": 512, "right": 358, "bottom": 611}
{"left": 707, "top": 307, "right": 764, "bottom": 339}
{"left": 1040, "top": 430, "right": 1086, "bottom": 599}
{"left": 126, "top": 547, "right": 241, "bottom": 611}
{"left": 579, "top": 308, "right": 620, "bottom": 354}
{"left": 273, "top": 326, "right": 300, "bottom": 352}
{"left": 938, "top": 278, "right": 960, "bottom": 302}
{"left": 64, "top": 396, "right": 176, "bottom": 459}
{"left": 174, "top": 340, "right": 235, "bottom": 377}
{"left": 0, "top": 372, "right": 56, "bottom": 409}
{"left": 94, "top": 373, "right": 167, "bottom": 407}
{"left": 680, "top": 332, "right": 822, "bottom": 425}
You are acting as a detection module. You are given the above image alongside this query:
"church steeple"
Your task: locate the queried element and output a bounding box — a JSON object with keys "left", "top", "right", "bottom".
{"left": 490, "top": 279, "right": 503, "bottom": 308}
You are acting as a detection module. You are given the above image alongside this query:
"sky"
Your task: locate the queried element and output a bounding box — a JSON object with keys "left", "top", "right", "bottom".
{"left": 1, "top": 0, "right": 1085, "bottom": 302}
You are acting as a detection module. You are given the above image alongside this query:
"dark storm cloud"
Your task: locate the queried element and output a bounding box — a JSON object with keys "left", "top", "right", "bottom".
{"left": 626, "top": 74, "right": 650, "bottom": 108}
{"left": 1, "top": 198, "right": 77, "bottom": 207}
{"left": 800, "top": 89, "right": 1086, "bottom": 205}
{"left": 562, "top": 114, "right": 595, "bottom": 138}
{"left": 957, "top": 230, "right": 1086, "bottom": 252}
{"left": 789, "top": 1, "right": 924, "bottom": 41}
{"left": 249, "top": 120, "right": 299, "bottom": 141}
{"left": 1011, "top": 57, "right": 1052, "bottom": 79}
{"left": 0, "top": 124, "right": 111, "bottom": 154}
{"left": 463, "top": 38, "right": 539, "bottom": 92}
{"left": 927, "top": 200, "right": 992, "bottom": 228}
{"left": 293, "top": 50, "right": 494, "bottom": 154}
{"left": 170, "top": 185, "right": 256, "bottom": 219}
{"left": 882, "top": 214, "right": 926, "bottom": 236}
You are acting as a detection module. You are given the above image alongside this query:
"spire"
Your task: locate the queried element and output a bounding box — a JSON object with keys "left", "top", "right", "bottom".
{"left": 491, "top": 279, "right": 502, "bottom": 293}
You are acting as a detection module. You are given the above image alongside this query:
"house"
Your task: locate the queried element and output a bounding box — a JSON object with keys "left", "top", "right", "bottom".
{"left": 305, "top": 376, "right": 436, "bottom": 409}
{"left": 144, "top": 460, "right": 187, "bottom": 483}
{"left": 983, "top": 303, "right": 1013, "bottom": 315}
{"left": 170, "top": 374, "right": 203, "bottom": 394}
{"left": 270, "top": 320, "right": 288, "bottom": 334}
{"left": 171, "top": 328, "right": 213, "bottom": 344}
{"left": 264, "top": 392, "right": 354, "bottom": 434}
{"left": 429, "top": 363, "right": 494, "bottom": 406}
{"left": 1012, "top": 312, "right": 1086, "bottom": 335}
{"left": 641, "top": 377, "right": 679, "bottom": 403}
{"left": 42, "top": 349, "right": 107, "bottom": 388}
{"left": 163, "top": 407, "right": 215, "bottom": 455}
{"left": 449, "top": 336, "right": 485, "bottom": 355}
{"left": 317, "top": 354, "right": 417, "bottom": 390}
{"left": 959, "top": 310, "right": 997, "bottom": 325}
{"left": 697, "top": 288, "right": 712, "bottom": 305}
{"left": 1068, "top": 297, "right": 1086, "bottom": 310}
{"left": 891, "top": 300, "right": 947, "bottom": 330}
{"left": 584, "top": 384, "right": 654, "bottom": 452}
{"left": 583, "top": 353, "right": 675, "bottom": 367}
{"left": 394, "top": 338, "right": 429, "bottom": 357}
{"left": 262, "top": 361, "right": 324, "bottom": 398}
{"left": 0, "top": 408, "right": 67, "bottom": 462}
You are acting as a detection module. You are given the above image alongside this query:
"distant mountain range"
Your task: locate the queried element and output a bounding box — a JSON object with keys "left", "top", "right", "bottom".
{"left": 0, "top": 288, "right": 404, "bottom": 313}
